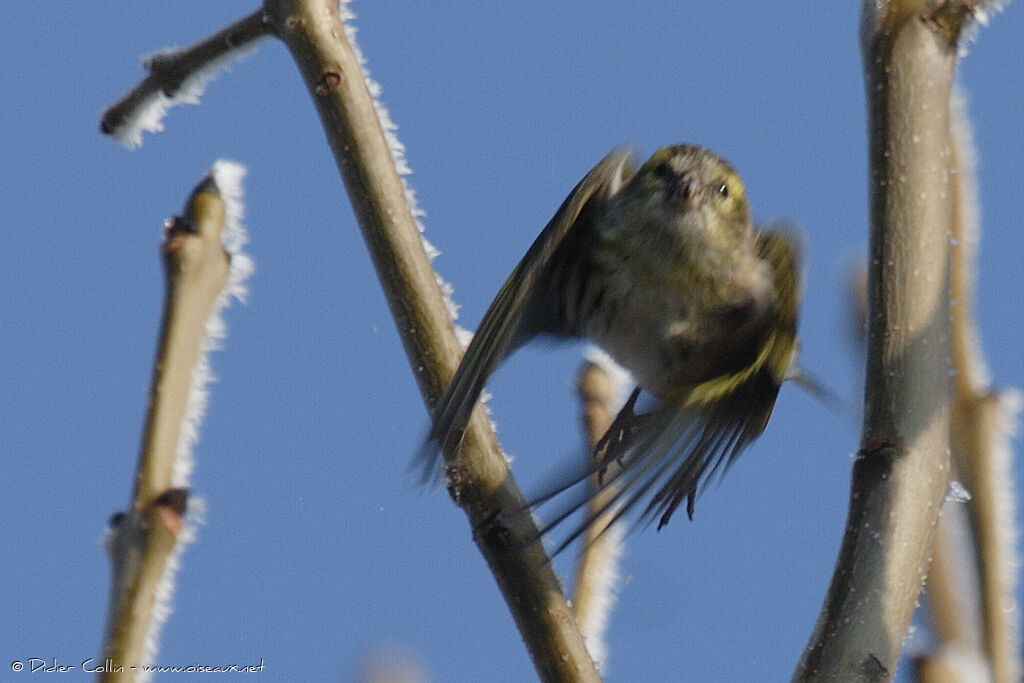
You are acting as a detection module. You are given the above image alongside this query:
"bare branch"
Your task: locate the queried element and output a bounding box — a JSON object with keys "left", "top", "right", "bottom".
{"left": 101, "top": 10, "right": 269, "bottom": 147}
{"left": 947, "top": 87, "right": 1021, "bottom": 683}
{"left": 572, "top": 360, "right": 627, "bottom": 671}
{"left": 261, "top": 1, "right": 599, "bottom": 679}
{"left": 795, "top": 3, "right": 971, "bottom": 679}
{"left": 102, "top": 166, "right": 249, "bottom": 679}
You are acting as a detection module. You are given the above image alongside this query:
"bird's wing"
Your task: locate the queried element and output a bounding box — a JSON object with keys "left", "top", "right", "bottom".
{"left": 533, "top": 231, "right": 801, "bottom": 555}
{"left": 418, "top": 148, "right": 638, "bottom": 482}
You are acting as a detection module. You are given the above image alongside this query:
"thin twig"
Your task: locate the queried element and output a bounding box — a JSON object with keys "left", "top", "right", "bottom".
{"left": 948, "top": 86, "right": 1021, "bottom": 683}
{"left": 572, "top": 361, "right": 626, "bottom": 670}
{"left": 102, "top": 172, "right": 237, "bottom": 679}
{"left": 101, "top": 10, "right": 269, "bottom": 141}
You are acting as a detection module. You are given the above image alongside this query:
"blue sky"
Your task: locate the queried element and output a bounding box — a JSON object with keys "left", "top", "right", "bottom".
{"left": 2, "top": 3, "right": 1021, "bottom": 681}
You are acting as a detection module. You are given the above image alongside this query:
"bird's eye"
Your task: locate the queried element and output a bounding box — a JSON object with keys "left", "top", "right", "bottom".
{"left": 717, "top": 182, "right": 730, "bottom": 198}
{"left": 654, "top": 161, "right": 675, "bottom": 180}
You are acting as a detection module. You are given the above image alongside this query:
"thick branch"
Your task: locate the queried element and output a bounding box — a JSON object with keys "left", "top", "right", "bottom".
{"left": 261, "top": 1, "right": 599, "bottom": 680}
{"left": 796, "top": 7, "right": 962, "bottom": 680}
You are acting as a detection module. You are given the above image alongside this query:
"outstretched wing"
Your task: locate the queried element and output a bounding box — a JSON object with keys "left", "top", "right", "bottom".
{"left": 532, "top": 230, "right": 801, "bottom": 555}
{"left": 418, "top": 148, "right": 638, "bottom": 482}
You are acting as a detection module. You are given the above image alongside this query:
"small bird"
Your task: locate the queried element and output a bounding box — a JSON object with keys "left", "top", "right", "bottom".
{"left": 420, "top": 145, "right": 801, "bottom": 548}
